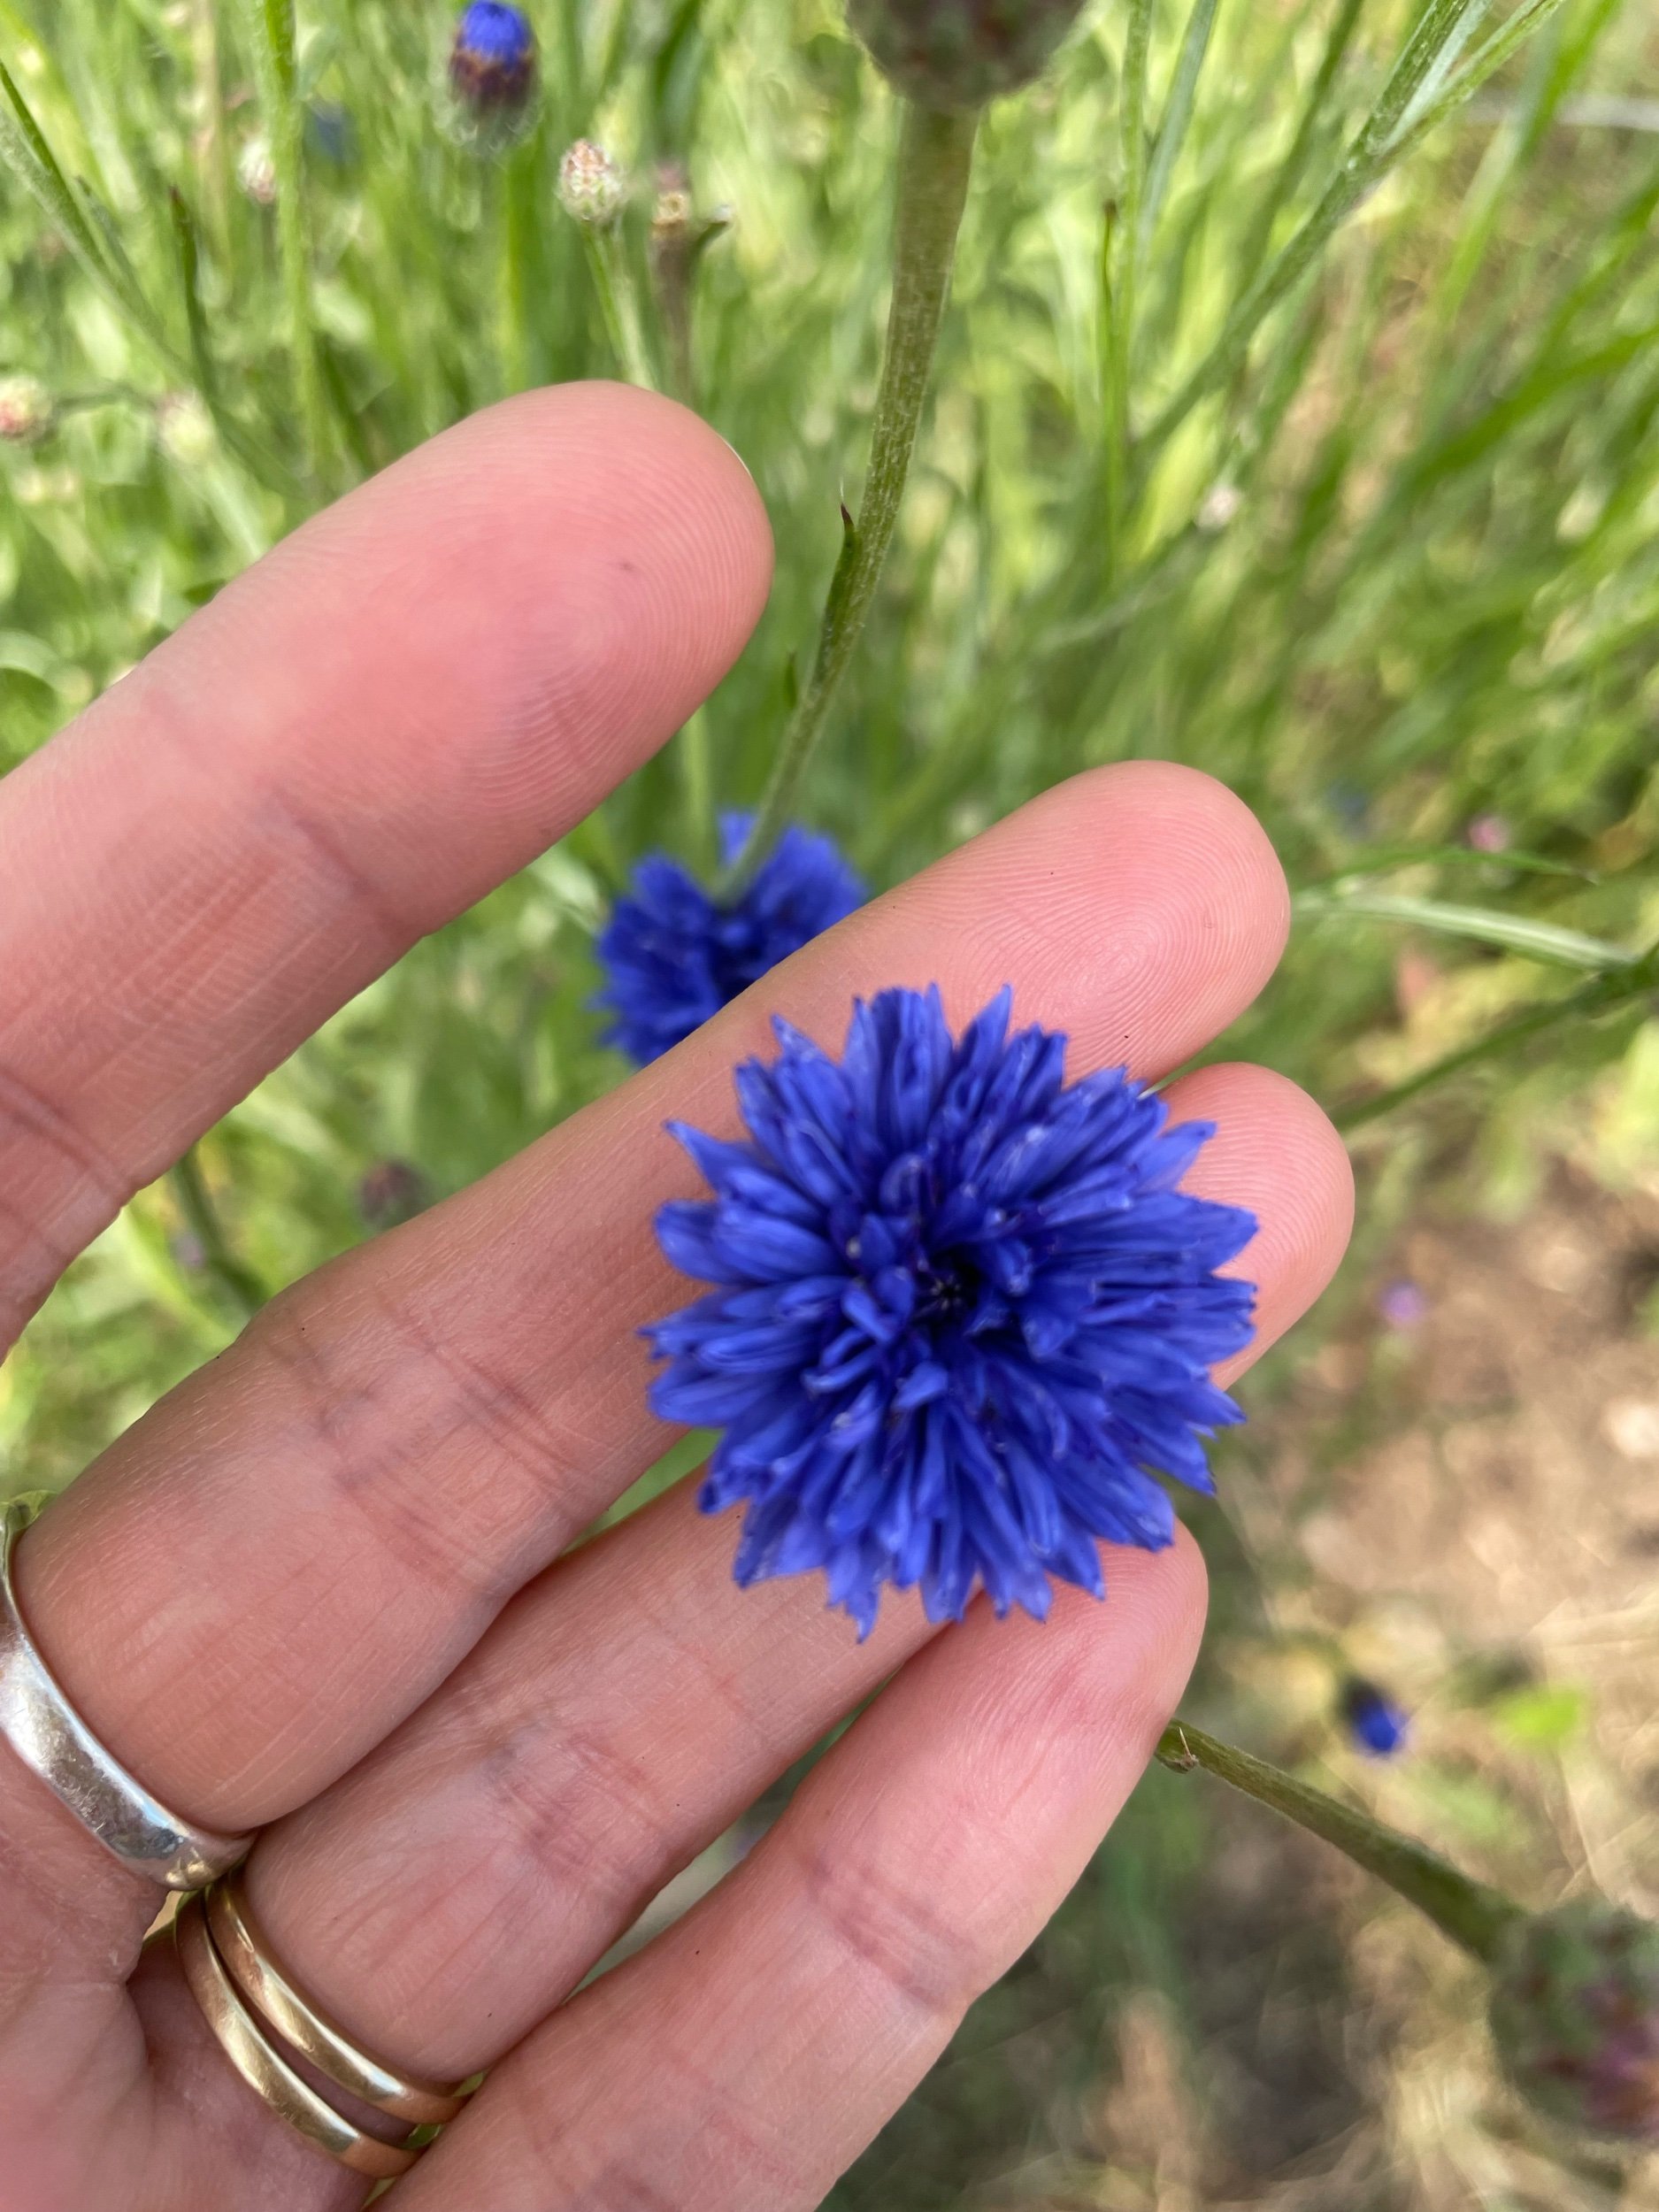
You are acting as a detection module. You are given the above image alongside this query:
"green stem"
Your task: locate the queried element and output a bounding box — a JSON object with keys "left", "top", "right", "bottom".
{"left": 1101, "top": 0, "right": 1153, "bottom": 580}
{"left": 1157, "top": 1720, "right": 1523, "bottom": 1962}
{"left": 498, "top": 147, "right": 535, "bottom": 394}
{"left": 1334, "top": 945, "right": 1659, "bottom": 1133}
{"left": 679, "top": 704, "right": 715, "bottom": 864}
{"left": 726, "top": 100, "right": 978, "bottom": 891}
{"left": 238, "top": 0, "right": 329, "bottom": 488}
{"left": 169, "top": 1147, "right": 265, "bottom": 1320}
{"left": 580, "top": 225, "right": 654, "bottom": 388}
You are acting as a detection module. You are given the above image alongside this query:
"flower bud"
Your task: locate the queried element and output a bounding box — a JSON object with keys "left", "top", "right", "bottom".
{"left": 0, "top": 373, "right": 54, "bottom": 446}
{"left": 357, "top": 1159, "right": 428, "bottom": 1233}
{"left": 1489, "top": 1901, "right": 1659, "bottom": 2143}
{"left": 236, "top": 134, "right": 277, "bottom": 206}
{"left": 846, "top": 0, "right": 1089, "bottom": 111}
{"left": 449, "top": 4, "right": 537, "bottom": 134}
{"left": 557, "top": 141, "right": 628, "bottom": 228}
{"left": 155, "top": 390, "right": 217, "bottom": 467}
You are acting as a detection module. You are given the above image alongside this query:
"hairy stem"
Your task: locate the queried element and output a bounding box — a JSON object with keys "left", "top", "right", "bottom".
{"left": 169, "top": 1148, "right": 266, "bottom": 1320}
{"left": 580, "top": 225, "right": 654, "bottom": 389}
{"left": 1157, "top": 1721, "right": 1523, "bottom": 1962}
{"left": 726, "top": 101, "right": 978, "bottom": 890}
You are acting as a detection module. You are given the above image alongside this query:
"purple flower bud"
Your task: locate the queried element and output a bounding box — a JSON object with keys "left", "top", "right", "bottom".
{"left": 846, "top": 0, "right": 1089, "bottom": 111}
{"left": 449, "top": 4, "right": 536, "bottom": 119}
{"left": 1490, "top": 1901, "right": 1659, "bottom": 2142}
{"left": 357, "top": 1159, "right": 428, "bottom": 1232}
{"left": 1467, "top": 811, "right": 1512, "bottom": 854}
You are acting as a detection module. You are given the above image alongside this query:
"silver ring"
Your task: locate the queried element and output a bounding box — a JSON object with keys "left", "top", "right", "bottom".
{"left": 0, "top": 1500, "right": 253, "bottom": 1889}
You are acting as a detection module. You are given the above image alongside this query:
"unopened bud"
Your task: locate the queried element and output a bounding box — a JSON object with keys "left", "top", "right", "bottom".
{"left": 449, "top": 3, "right": 536, "bottom": 117}
{"left": 558, "top": 141, "right": 628, "bottom": 228}
{"left": 155, "top": 390, "right": 217, "bottom": 467}
{"left": 357, "top": 1159, "right": 428, "bottom": 1233}
{"left": 0, "top": 373, "right": 53, "bottom": 446}
{"left": 846, "top": 0, "right": 1089, "bottom": 111}
{"left": 236, "top": 134, "right": 277, "bottom": 206}
{"left": 651, "top": 183, "right": 694, "bottom": 250}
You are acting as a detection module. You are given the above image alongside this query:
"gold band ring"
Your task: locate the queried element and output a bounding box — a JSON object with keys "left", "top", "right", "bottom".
{"left": 0, "top": 1501, "right": 252, "bottom": 1890}
{"left": 174, "top": 1894, "right": 422, "bottom": 2181}
{"left": 207, "top": 1870, "right": 470, "bottom": 2125}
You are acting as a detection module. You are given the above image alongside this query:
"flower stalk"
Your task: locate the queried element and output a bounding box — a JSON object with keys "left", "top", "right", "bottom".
{"left": 1156, "top": 1719, "right": 1523, "bottom": 1962}
{"left": 169, "top": 1146, "right": 266, "bottom": 1320}
{"left": 726, "top": 100, "right": 977, "bottom": 890}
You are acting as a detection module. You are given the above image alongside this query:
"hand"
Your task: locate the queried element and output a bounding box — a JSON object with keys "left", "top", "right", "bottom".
{"left": 0, "top": 384, "right": 1352, "bottom": 2212}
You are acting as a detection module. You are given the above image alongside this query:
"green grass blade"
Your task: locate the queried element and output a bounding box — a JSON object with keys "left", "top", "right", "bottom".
{"left": 1139, "top": 0, "right": 1221, "bottom": 259}
{"left": 1296, "top": 888, "right": 1637, "bottom": 971}
{"left": 0, "top": 58, "right": 152, "bottom": 330}
{"left": 233, "top": 0, "right": 331, "bottom": 488}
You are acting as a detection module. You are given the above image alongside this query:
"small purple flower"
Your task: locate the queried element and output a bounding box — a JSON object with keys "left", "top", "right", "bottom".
{"left": 647, "top": 986, "right": 1256, "bottom": 1635}
{"left": 1377, "top": 1278, "right": 1428, "bottom": 1331}
{"left": 1491, "top": 1901, "right": 1659, "bottom": 2141}
{"left": 449, "top": 3, "right": 536, "bottom": 116}
{"left": 1341, "top": 1678, "right": 1409, "bottom": 1756}
{"left": 595, "top": 815, "right": 866, "bottom": 1065}
{"left": 1467, "top": 811, "right": 1512, "bottom": 854}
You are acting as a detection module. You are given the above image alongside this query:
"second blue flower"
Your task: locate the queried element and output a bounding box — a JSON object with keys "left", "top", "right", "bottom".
{"left": 595, "top": 815, "right": 866, "bottom": 1064}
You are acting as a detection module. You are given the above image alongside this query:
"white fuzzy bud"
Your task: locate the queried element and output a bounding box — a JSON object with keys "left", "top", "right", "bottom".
{"left": 0, "top": 373, "right": 53, "bottom": 445}
{"left": 557, "top": 141, "right": 628, "bottom": 227}
{"left": 236, "top": 134, "right": 278, "bottom": 206}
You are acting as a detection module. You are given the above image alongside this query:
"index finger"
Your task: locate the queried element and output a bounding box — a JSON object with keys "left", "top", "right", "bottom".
{"left": 0, "top": 383, "right": 773, "bottom": 1353}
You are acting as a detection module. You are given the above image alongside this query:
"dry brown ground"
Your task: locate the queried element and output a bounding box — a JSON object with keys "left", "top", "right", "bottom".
{"left": 1009, "top": 1166, "right": 1659, "bottom": 2211}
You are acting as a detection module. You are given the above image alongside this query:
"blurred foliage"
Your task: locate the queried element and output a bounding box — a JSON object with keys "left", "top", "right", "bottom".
{"left": 3, "top": 0, "right": 1659, "bottom": 2200}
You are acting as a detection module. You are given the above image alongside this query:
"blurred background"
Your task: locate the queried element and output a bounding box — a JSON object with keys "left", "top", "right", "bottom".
{"left": 3, "top": 0, "right": 1658, "bottom": 2201}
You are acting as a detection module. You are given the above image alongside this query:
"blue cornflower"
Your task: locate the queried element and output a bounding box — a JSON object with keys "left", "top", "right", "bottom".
{"left": 595, "top": 816, "right": 866, "bottom": 1064}
{"left": 647, "top": 986, "right": 1257, "bottom": 1635}
{"left": 1341, "top": 1678, "right": 1409, "bottom": 1756}
{"left": 449, "top": 4, "right": 537, "bottom": 116}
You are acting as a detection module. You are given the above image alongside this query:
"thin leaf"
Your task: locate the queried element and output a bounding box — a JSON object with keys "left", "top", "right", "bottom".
{"left": 1296, "top": 887, "right": 1636, "bottom": 970}
{"left": 1336, "top": 949, "right": 1659, "bottom": 1130}
{"left": 1305, "top": 843, "right": 1600, "bottom": 887}
{"left": 1139, "top": 0, "right": 1221, "bottom": 259}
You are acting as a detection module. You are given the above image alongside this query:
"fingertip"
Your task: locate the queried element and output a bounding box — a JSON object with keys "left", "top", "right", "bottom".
{"left": 910, "top": 763, "right": 1291, "bottom": 1079}
{"left": 1166, "top": 1062, "right": 1354, "bottom": 1366}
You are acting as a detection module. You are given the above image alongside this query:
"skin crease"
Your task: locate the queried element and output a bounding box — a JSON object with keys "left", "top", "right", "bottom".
{"left": 0, "top": 387, "right": 1354, "bottom": 2212}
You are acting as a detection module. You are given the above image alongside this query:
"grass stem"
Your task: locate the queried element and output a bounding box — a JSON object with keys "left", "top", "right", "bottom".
{"left": 1157, "top": 1720, "right": 1523, "bottom": 1962}
{"left": 726, "top": 101, "right": 977, "bottom": 890}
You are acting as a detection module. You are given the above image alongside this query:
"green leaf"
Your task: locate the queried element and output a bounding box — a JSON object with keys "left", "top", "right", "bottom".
{"left": 1491, "top": 1683, "right": 1588, "bottom": 1752}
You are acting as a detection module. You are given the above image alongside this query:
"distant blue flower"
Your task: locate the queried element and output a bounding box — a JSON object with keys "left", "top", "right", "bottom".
{"left": 449, "top": 3, "right": 536, "bottom": 116}
{"left": 647, "top": 986, "right": 1257, "bottom": 1635}
{"left": 595, "top": 816, "right": 866, "bottom": 1064}
{"left": 1342, "top": 1678, "right": 1409, "bottom": 1756}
